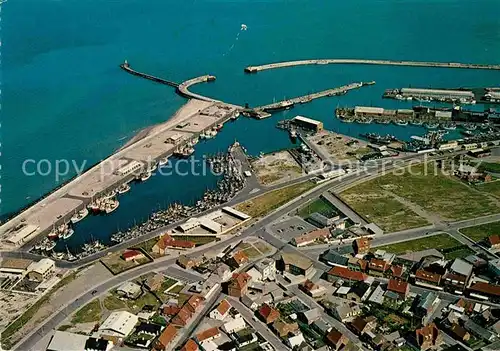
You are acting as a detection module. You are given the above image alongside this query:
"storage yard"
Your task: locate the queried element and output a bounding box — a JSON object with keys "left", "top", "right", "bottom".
{"left": 306, "top": 130, "right": 372, "bottom": 162}
{"left": 251, "top": 150, "right": 304, "bottom": 185}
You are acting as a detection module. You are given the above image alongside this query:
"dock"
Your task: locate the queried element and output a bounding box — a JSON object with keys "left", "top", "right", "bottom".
{"left": 176, "top": 75, "right": 219, "bottom": 102}
{"left": 250, "top": 81, "right": 374, "bottom": 115}
{"left": 245, "top": 58, "right": 500, "bottom": 73}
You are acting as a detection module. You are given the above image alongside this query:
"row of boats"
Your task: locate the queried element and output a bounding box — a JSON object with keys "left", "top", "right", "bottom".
{"left": 110, "top": 149, "right": 246, "bottom": 245}
{"left": 341, "top": 117, "right": 490, "bottom": 132}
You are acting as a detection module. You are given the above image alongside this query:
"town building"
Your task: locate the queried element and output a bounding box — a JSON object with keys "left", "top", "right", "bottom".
{"left": 414, "top": 292, "right": 441, "bottom": 324}
{"left": 272, "top": 319, "right": 299, "bottom": 337}
{"left": 449, "top": 323, "right": 471, "bottom": 343}
{"left": 222, "top": 316, "right": 246, "bottom": 334}
{"left": 155, "top": 324, "right": 178, "bottom": 351}
{"left": 291, "top": 228, "right": 330, "bottom": 247}
{"left": 468, "top": 281, "right": 500, "bottom": 301}
{"left": 292, "top": 116, "right": 324, "bottom": 132}
{"left": 255, "top": 258, "right": 276, "bottom": 281}
{"left": 331, "top": 302, "right": 362, "bottom": 322}
{"left": 350, "top": 316, "right": 377, "bottom": 336}
{"left": 287, "top": 333, "right": 306, "bottom": 349}
{"left": 300, "top": 308, "right": 322, "bottom": 325}
{"left": 116, "top": 281, "right": 142, "bottom": 299}
{"left": 326, "top": 328, "right": 348, "bottom": 350}
{"left": 186, "top": 295, "right": 204, "bottom": 313}
{"left": 414, "top": 269, "right": 442, "bottom": 289}
{"left": 144, "top": 273, "right": 164, "bottom": 292}
{"left": 0, "top": 258, "right": 33, "bottom": 277}
{"left": 210, "top": 299, "right": 232, "bottom": 320}
{"left": 327, "top": 266, "right": 367, "bottom": 284}
{"left": 121, "top": 249, "right": 145, "bottom": 262}
{"left": 196, "top": 327, "right": 221, "bottom": 343}
{"left": 353, "top": 237, "right": 370, "bottom": 255}
{"left": 258, "top": 304, "right": 280, "bottom": 324}
{"left": 46, "top": 331, "right": 101, "bottom": 351}
{"left": 227, "top": 272, "right": 252, "bottom": 297}
{"left": 320, "top": 249, "right": 349, "bottom": 268}
{"left": 171, "top": 306, "right": 193, "bottom": 326}
{"left": 27, "top": 258, "right": 55, "bottom": 282}
{"left": 444, "top": 259, "right": 473, "bottom": 292}
{"left": 368, "top": 258, "right": 391, "bottom": 277}
{"left": 177, "top": 255, "right": 197, "bottom": 269}
{"left": 487, "top": 235, "right": 500, "bottom": 250}
{"left": 226, "top": 250, "right": 249, "bottom": 269}
{"left": 300, "top": 279, "right": 327, "bottom": 297}
{"left": 98, "top": 311, "right": 139, "bottom": 344}
{"left": 277, "top": 253, "right": 314, "bottom": 277}
{"left": 152, "top": 234, "right": 195, "bottom": 255}
{"left": 346, "top": 282, "right": 372, "bottom": 302}
{"left": 411, "top": 323, "right": 443, "bottom": 351}
{"left": 180, "top": 339, "right": 199, "bottom": 351}
{"left": 387, "top": 279, "right": 410, "bottom": 300}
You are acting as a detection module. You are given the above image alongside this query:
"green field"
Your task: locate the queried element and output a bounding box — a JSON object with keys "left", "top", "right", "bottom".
{"left": 341, "top": 182, "right": 429, "bottom": 232}
{"left": 477, "top": 161, "right": 500, "bottom": 173}
{"left": 475, "top": 180, "right": 500, "bottom": 199}
{"left": 341, "top": 164, "right": 499, "bottom": 230}
{"left": 103, "top": 294, "right": 128, "bottom": 311}
{"left": 126, "top": 291, "right": 160, "bottom": 313}
{"left": 460, "top": 221, "right": 500, "bottom": 242}
{"left": 172, "top": 235, "right": 218, "bottom": 246}
{"left": 297, "top": 197, "right": 338, "bottom": 218}
{"left": 72, "top": 299, "right": 102, "bottom": 324}
{"left": 236, "top": 181, "right": 316, "bottom": 218}
{"left": 375, "top": 233, "right": 462, "bottom": 254}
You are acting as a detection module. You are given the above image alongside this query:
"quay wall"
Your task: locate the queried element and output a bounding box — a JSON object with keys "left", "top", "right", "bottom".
{"left": 245, "top": 59, "right": 500, "bottom": 72}
{"left": 176, "top": 75, "right": 220, "bottom": 102}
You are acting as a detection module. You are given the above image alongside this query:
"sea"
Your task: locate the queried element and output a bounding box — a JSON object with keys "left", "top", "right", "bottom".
{"left": 2, "top": 0, "right": 500, "bottom": 250}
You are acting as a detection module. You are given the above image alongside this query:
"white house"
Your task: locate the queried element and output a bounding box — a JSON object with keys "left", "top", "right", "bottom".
{"left": 98, "top": 311, "right": 138, "bottom": 340}
{"left": 210, "top": 299, "right": 232, "bottom": 320}
{"left": 27, "top": 258, "right": 55, "bottom": 282}
{"left": 255, "top": 258, "right": 276, "bottom": 281}
{"left": 223, "top": 316, "right": 246, "bottom": 334}
{"left": 287, "top": 333, "right": 306, "bottom": 348}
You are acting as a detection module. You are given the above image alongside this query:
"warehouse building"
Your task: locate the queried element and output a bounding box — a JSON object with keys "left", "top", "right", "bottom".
{"left": 292, "top": 116, "right": 324, "bottom": 132}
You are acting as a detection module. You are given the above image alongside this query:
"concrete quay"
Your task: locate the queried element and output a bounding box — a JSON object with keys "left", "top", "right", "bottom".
{"left": 244, "top": 58, "right": 500, "bottom": 73}
{"left": 176, "top": 75, "right": 220, "bottom": 102}
{"left": 253, "top": 81, "right": 373, "bottom": 114}
{"left": 0, "top": 99, "right": 240, "bottom": 250}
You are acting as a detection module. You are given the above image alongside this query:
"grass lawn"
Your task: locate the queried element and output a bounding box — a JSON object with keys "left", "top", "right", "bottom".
{"left": 443, "top": 246, "right": 476, "bottom": 260}
{"left": 1, "top": 272, "right": 77, "bottom": 349}
{"left": 254, "top": 241, "right": 273, "bottom": 255}
{"left": 126, "top": 292, "right": 160, "bottom": 314}
{"left": 297, "top": 197, "right": 338, "bottom": 219}
{"left": 172, "top": 235, "right": 218, "bottom": 246}
{"left": 341, "top": 182, "right": 429, "bottom": 232}
{"left": 375, "top": 233, "right": 461, "bottom": 254}
{"left": 57, "top": 325, "right": 73, "bottom": 331}
{"left": 72, "top": 299, "right": 102, "bottom": 324}
{"left": 168, "top": 284, "right": 185, "bottom": 294}
{"left": 475, "top": 180, "right": 500, "bottom": 199}
{"left": 242, "top": 247, "right": 261, "bottom": 259}
{"left": 103, "top": 294, "right": 128, "bottom": 311}
{"left": 460, "top": 221, "right": 500, "bottom": 242}
{"left": 137, "top": 237, "right": 160, "bottom": 254}
{"left": 477, "top": 161, "right": 500, "bottom": 173}
{"left": 235, "top": 181, "right": 316, "bottom": 217}
{"left": 101, "top": 251, "right": 152, "bottom": 275}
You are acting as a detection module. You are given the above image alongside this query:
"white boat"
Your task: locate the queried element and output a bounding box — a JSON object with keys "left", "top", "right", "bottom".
{"left": 34, "top": 242, "right": 42, "bottom": 250}
{"left": 52, "top": 252, "right": 65, "bottom": 260}
{"left": 60, "top": 227, "right": 74, "bottom": 240}
{"left": 45, "top": 241, "right": 57, "bottom": 251}
{"left": 71, "top": 208, "right": 89, "bottom": 224}
{"left": 147, "top": 163, "right": 157, "bottom": 172}
{"left": 105, "top": 200, "right": 120, "bottom": 214}
{"left": 394, "top": 120, "right": 408, "bottom": 126}
{"left": 159, "top": 157, "right": 169, "bottom": 167}
{"left": 140, "top": 172, "right": 152, "bottom": 182}
{"left": 117, "top": 183, "right": 131, "bottom": 194}
{"left": 442, "top": 123, "right": 457, "bottom": 131}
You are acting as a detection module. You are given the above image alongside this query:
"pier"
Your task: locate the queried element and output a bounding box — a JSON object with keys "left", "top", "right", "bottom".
{"left": 251, "top": 81, "right": 374, "bottom": 116}
{"left": 244, "top": 58, "right": 500, "bottom": 73}
{"left": 120, "top": 61, "right": 179, "bottom": 88}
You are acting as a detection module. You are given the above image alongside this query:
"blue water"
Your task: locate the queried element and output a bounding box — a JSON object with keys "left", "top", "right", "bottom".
{"left": 2, "top": 0, "right": 500, "bottom": 247}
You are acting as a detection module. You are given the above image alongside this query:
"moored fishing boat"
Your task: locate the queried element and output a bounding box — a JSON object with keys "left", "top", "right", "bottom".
{"left": 394, "top": 119, "right": 408, "bottom": 126}
{"left": 71, "top": 208, "right": 89, "bottom": 224}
